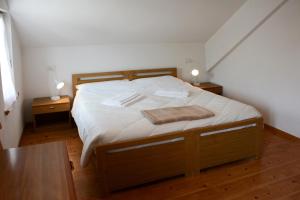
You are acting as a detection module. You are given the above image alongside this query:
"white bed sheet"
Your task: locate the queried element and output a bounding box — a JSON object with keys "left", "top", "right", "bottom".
{"left": 72, "top": 77, "right": 261, "bottom": 167}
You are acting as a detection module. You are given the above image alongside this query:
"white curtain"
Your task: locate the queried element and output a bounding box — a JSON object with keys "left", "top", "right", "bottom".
{"left": 0, "top": 14, "right": 17, "bottom": 112}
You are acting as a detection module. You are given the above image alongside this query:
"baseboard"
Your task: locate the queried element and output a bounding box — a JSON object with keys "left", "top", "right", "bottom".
{"left": 264, "top": 124, "right": 299, "bottom": 141}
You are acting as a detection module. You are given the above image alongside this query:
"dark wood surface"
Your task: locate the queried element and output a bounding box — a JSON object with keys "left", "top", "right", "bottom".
{"left": 20, "top": 122, "right": 300, "bottom": 200}
{"left": 193, "top": 82, "right": 223, "bottom": 95}
{"left": 0, "top": 141, "right": 77, "bottom": 200}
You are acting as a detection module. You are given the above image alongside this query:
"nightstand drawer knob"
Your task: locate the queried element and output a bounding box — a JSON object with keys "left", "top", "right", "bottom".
{"left": 49, "top": 106, "right": 55, "bottom": 109}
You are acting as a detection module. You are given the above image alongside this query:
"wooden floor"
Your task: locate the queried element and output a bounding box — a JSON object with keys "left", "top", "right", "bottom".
{"left": 20, "top": 123, "right": 300, "bottom": 200}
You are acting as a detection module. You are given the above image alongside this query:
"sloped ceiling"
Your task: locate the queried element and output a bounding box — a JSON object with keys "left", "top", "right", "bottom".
{"left": 8, "top": 0, "right": 246, "bottom": 47}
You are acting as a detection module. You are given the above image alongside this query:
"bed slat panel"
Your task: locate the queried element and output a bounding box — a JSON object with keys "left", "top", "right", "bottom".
{"left": 78, "top": 77, "right": 126, "bottom": 84}
{"left": 198, "top": 126, "right": 258, "bottom": 169}
{"left": 105, "top": 140, "right": 185, "bottom": 191}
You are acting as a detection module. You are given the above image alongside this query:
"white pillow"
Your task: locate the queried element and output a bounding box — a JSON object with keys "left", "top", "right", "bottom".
{"left": 132, "top": 76, "right": 189, "bottom": 93}
{"left": 76, "top": 79, "right": 131, "bottom": 94}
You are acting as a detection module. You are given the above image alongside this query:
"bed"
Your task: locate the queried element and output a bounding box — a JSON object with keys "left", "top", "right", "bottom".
{"left": 71, "top": 68, "right": 263, "bottom": 196}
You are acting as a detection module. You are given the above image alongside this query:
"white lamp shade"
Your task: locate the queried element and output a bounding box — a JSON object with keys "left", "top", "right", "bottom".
{"left": 191, "top": 69, "right": 199, "bottom": 77}
{"left": 55, "top": 81, "right": 64, "bottom": 90}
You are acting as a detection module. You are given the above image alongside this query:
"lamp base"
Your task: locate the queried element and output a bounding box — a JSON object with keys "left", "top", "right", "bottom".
{"left": 192, "top": 82, "right": 200, "bottom": 86}
{"left": 51, "top": 96, "right": 61, "bottom": 101}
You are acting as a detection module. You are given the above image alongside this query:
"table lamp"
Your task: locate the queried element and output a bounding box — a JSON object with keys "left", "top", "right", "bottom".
{"left": 191, "top": 69, "right": 200, "bottom": 86}
{"left": 51, "top": 80, "right": 65, "bottom": 101}
{"left": 48, "top": 66, "right": 65, "bottom": 101}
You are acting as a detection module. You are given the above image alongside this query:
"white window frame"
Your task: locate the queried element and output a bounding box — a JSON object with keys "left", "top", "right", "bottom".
{"left": 0, "top": 12, "right": 17, "bottom": 114}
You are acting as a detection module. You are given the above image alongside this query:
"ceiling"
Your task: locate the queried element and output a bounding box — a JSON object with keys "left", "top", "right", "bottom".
{"left": 8, "top": 0, "right": 246, "bottom": 47}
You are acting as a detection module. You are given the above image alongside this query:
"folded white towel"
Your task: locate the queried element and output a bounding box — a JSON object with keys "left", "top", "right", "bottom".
{"left": 154, "top": 90, "right": 189, "bottom": 98}
{"left": 102, "top": 92, "right": 143, "bottom": 107}
{"left": 115, "top": 93, "right": 139, "bottom": 104}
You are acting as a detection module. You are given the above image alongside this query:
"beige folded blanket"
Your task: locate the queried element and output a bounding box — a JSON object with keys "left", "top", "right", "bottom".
{"left": 142, "top": 105, "right": 214, "bottom": 125}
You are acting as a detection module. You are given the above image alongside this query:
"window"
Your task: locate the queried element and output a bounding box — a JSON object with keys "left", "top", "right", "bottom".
{"left": 0, "top": 14, "right": 17, "bottom": 113}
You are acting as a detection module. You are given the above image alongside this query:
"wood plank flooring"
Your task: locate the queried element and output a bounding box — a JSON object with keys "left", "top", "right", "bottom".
{"left": 20, "top": 123, "right": 300, "bottom": 200}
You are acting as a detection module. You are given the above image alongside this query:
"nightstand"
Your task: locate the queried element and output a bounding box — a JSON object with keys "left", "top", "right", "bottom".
{"left": 192, "top": 82, "right": 223, "bottom": 95}
{"left": 32, "top": 95, "right": 71, "bottom": 130}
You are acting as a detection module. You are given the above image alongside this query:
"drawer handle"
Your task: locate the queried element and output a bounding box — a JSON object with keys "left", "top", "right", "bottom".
{"left": 49, "top": 106, "right": 55, "bottom": 109}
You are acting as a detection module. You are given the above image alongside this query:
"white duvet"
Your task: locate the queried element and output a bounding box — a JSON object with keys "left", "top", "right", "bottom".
{"left": 72, "top": 76, "right": 261, "bottom": 167}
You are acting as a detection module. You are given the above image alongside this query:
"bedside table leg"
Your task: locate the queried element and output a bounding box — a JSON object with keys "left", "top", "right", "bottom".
{"left": 32, "top": 115, "right": 36, "bottom": 131}
{"left": 68, "top": 111, "right": 72, "bottom": 127}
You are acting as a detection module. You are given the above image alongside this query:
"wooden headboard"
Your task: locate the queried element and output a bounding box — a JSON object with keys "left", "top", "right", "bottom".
{"left": 72, "top": 68, "right": 177, "bottom": 97}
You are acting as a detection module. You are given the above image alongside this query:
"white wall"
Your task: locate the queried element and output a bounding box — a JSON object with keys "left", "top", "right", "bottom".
{"left": 210, "top": 0, "right": 300, "bottom": 137}
{"left": 0, "top": 0, "right": 6, "bottom": 11}
{"left": 0, "top": 0, "right": 24, "bottom": 148}
{"left": 23, "top": 43, "right": 204, "bottom": 121}
{"left": 205, "top": 0, "right": 287, "bottom": 70}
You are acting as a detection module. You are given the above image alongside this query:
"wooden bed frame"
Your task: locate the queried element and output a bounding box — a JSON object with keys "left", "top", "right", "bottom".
{"left": 72, "top": 68, "right": 263, "bottom": 196}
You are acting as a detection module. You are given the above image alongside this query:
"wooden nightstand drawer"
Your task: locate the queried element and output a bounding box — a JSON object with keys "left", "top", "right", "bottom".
{"left": 203, "top": 87, "right": 223, "bottom": 95}
{"left": 192, "top": 82, "right": 223, "bottom": 95}
{"left": 32, "top": 103, "right": 70, "bottom": 114}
